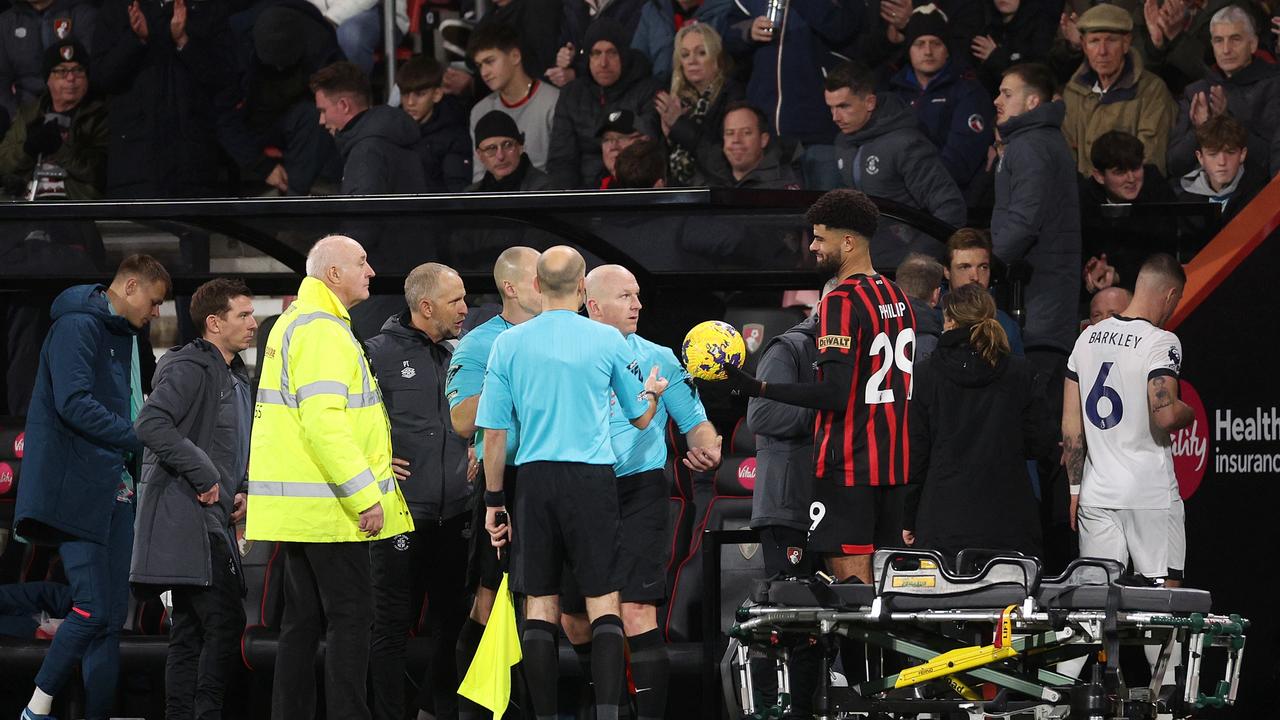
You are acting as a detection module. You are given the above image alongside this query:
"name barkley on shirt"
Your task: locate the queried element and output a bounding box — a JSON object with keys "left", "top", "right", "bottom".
{"left": 1086, "top": 329, "right": 1144, "bottom": 349}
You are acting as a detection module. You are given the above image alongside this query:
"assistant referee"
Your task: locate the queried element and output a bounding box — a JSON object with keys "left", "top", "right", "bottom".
{"left": 476, "top": 246, "right": 668, "bottom": 720}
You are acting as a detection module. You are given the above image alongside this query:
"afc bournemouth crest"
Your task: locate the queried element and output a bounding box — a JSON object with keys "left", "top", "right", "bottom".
{"left": 786, "top": 547, "right": 803, "bottom": 566}
{"left": 54, "top": 18, "right": 72, "bottom": 40}
{"left": 967, "top": 113, "right": 984, "bottom": 133}
{"left": 743, "top": 323, "right": 764, "bottom": 354}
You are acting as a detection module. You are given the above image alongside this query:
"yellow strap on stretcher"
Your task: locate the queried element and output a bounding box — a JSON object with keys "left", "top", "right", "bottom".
{"left": 894, "top": 605, "right": 1019, "bottom": 689}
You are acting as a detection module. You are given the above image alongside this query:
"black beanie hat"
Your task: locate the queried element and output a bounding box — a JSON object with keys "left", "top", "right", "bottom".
{"left": 43, "top": 39, "right": 88, "bottom": 79}
{"left": 905, "top": 5, "right": 949, "bottom": 46}
{"left": 583, "top": 18, "right": 629, "bottom": 58}
{"left": 254, "top": 6, "right": 308, "bottom": 69}
{"left": 474, "top": 110, "right": 524, "bottom": 148}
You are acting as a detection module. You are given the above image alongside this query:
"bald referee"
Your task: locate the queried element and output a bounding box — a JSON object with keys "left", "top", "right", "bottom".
{"left": 477, "top": 246, "right": 669, "bottom": 720}
{"left": 559, "top": 264, "right": 721, "bottom": 720}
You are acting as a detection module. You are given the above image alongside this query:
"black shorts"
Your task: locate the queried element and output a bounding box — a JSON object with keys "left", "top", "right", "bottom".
{"left": 466, "top": 465, "right": 520, "bottom": 591}
{"left": 807, "top": 481, "right": 906, "bottom": 556}
{"left": 511, "top": 461, "right": 622, "bottom": 598}
{"left": 563, "top": 468, "right": 669, "bottom": 611}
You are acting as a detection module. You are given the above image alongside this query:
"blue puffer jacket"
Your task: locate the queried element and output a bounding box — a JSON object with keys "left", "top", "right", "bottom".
{"left": 726, "top": 0, "right": 865, "bottom": 145}
{"left": 887, "top": 59, "right": 995, "bottom": 190}
{"left": 631, "top": 0, "right": 734, "bottom": 79}
{"left": 15, "top": 284, "right": 141, "bottom": 545}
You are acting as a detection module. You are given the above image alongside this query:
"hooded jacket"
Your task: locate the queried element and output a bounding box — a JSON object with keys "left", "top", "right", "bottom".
{"left": 412, "top": 95, "right": 473, "bottom": 192}
{"left": 1062, "top": 52, "right": 1177, "bottom": 175}
{"left": 835, "top": 93, "right": 967, "bottom": 268}
{"left": 15, "top": 284, "right": 141, "bottom": 545}
{"left": 888, "top": 59, "right": 996, "bottom": 190}
{"left": 364, "top": 311, "right": 472, "bottom": 523}
{"left": 631, "top": 0, "right": 733, "bottom": 79}
{"left": 992, "top": 99, "right": 1080, "bottom": 353}
{"left": 693, "top": 137, "right": 801, "bottom": 189}
{"left": 559, "top": 0, "right": 648, "bottom": 78}
{"left": 1167, "top": 59, "right": 1280, "bottom": 179}
{"left": 337, "top": 104, "right": 429, "bottom": 195}
{"left": 0, "top": 92, "right": 108, "bottom": 199}
{"left": 0, "top": 0, "right": 97, "bottom": 122}
{"left": 905, "top": 328, "right": 1054, "bottom": 559}
{"left": 1176, "top": 162, "right": 1266, "bottom": 227}
{"left": 725, "top": 0, "right": 863, "bottom": 144}
{"left": 746, "top": 315, "right": 817, "bottom": 532}
{"left": 131, "top": 338, "right": 250, "bottom": 587}
{"left": 546, "top": 20, "right": 661, "bottom": 189}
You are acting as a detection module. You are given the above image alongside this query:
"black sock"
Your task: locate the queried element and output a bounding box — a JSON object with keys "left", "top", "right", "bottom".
{"left": 456, "top": 618, "right": 486, "bottom": 720}
{"left": 627, "top": 629, "right": 669, "bottom": 720}
{"left": 521, "top": 619, "right": 559, "bottom": 720}
{"left": 571, "top": 639, "right": 595, "bottom": 718}
{"left": 591, "top": 615, "right": 626, "bottom": 720}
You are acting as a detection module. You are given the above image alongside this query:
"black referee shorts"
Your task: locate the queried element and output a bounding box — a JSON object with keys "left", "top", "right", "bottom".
{"left": 467, "top": 464, "right": 520, "bottom": 592}
{"left": 511, "top": 461, "right": 623, "bottom": 598}
{"left": 563, "top": 467, "right": 669, "bottom": 612}
{"left": 807, "top": 481, "right": 906, "bottom": 556}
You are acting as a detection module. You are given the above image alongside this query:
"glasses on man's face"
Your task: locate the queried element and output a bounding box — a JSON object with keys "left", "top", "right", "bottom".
{"left": 478, "top": 139, "right": 518, "bottom": 158}
{"left": 51, "top": 66, "right": 87, "bottom": 79}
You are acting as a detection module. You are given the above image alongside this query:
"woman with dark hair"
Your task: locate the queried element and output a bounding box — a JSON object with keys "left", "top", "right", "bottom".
{"left": 903, "top": 283, "right": 1055, "bottom": 562}
{"left": 652, "top": 23, "right": 742, "bottom": 185}
{"left": 970, "top": 0, "right": 1061, "bottom": 94}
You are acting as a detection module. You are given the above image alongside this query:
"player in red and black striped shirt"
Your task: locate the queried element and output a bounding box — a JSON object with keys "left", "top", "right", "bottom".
{"left": 727, "top": 190, "right": 915, "bottom": 584}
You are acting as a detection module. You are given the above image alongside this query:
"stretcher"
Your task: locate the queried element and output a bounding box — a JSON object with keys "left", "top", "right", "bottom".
{"left": 725, "top": 549, "right": 1247, "bottom": 719}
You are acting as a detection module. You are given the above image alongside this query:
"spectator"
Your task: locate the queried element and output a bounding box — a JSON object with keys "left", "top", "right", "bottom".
{"left": 131, "top": 277, "right": 256, "bottom": 720}
{"left": 470, "top": 1, "right": 562, "bottom": 81}
{"left": 1134, "top": 0, "right": 1264, "bottom": 95}
{"left": 546, "top": 19, "right": 661, "bottom": 189}
{"left": 1088, "top": 285, "right": 1131, "bottom": 326}
{"left": 0, "top": 39, "right": 106, "bottom": 199}
{"left": 845, "top": 0, "right": 984, "bottom": 82}
{"left": 895, "top": 252, "right": 945, "bottom": 361}
{"left": 467, "top": 23, "right": 560, "bottom": 183}
{"left": 551, "top": 0, "right": 648, "bottom": 84}
{"left": 826, "top": 61, "right": 967, "bottom": 267}
{"left": 694, "top": 102, "right": 800, "bottom": 189}
{"left": 632, "top": 0, "right": 732, "bottom": 79}
{"left": 1176, "top": 113, "right": 1265, "bottom": 225}
{"left": 1079, "top": 130, "right": 1177, "bottom": 292}
{"left": 904, "top": 283, "right": 1054, "bottom": 561}
{"left": 310, "top": 61, "right": 427, "bottom": 195}
{"left": 888, "top": 6, "right": 996, "bottom": 191}
{"left": 468, "top": 109, "right": 554, "bottom": 191}
{"left": 614, "top": 137, "right": 667, "bottom": 187}
{"left": 944, "top": 227, "right": 1024, "bottom": 356}
{"left": 306, "top": 0, "right": 408, "bottom": 75}
{"left": 970, "top": 0, "right": 1060, "bottom": 94}
{"left": 397, "top": 55, "right": 472, "bottom": 192}
{"left": 726, "top": 0, "right": 865, "bottom": 189}
{"left": 218, "top": 2, "right": 343, "bottom": 196}
{"left": 0, "top": 0, "right": 96, "bottom": 134}
{"left": 992, "top": 62, "right": 1080, "bottom": 361}
{"left": 1166, "top": 6, "right": 1280, "bottom": 179}
{"left": 1061, "top": 4, "right": 1177, "bottom": 175}
{"left": 93, "top": 0, "right": 233, "bottom": 198}
{"left": 653, "top": 23, "right": 742, "bottom": 186}
{"left": 596, "top": 108, "right": 651, "bottom": 188}
{"left": 15, "top": 254, "right": 171, "bottom": 720}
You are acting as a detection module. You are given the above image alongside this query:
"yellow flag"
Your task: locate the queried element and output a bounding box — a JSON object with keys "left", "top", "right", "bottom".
{"left": 458, "top": 573, "right": 523, "bottom": 716}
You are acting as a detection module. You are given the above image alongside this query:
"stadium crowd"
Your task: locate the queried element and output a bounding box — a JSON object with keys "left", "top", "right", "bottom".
{"left": 0, "top": 0, "right": 1265, "bottom": 717}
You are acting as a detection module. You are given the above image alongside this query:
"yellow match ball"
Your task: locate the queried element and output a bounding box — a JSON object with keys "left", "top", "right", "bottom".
{"left": 682, "top": 321, "right": 746, "bottom": 381}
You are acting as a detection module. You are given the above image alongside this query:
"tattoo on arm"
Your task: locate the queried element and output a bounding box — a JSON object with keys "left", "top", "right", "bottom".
{"left": 1063, "top": 433, "right": 1086, "bottom": 488}
{"left": 1151, "top": 376, "right": 1173, "bottom": 411}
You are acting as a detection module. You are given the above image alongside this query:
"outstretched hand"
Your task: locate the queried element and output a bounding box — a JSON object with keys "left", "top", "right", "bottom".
{"left": 722, "top": 363, "right": 763, "bottom": 397}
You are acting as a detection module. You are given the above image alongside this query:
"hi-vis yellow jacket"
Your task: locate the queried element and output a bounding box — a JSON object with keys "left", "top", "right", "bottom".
{"left": 246, "top": 277, "right": 413, "bottom": 542}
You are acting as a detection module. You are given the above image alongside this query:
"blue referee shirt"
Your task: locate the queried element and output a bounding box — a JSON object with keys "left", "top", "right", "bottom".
{"left": 611, "top": 333, "right": 707, "bottom": 478}
{"left": 446, "top": 313, "right": 520, "bottom": 463}
{"left": 476, "top": 310, "right": 649, "bottom": 466}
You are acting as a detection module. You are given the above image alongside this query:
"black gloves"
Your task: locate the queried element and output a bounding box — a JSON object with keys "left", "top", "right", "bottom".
{"left": 23, "top": 120, "right": 64, "bottom": 157}
{"left": 723, "top": 363, "right": 763, "bottom": 398}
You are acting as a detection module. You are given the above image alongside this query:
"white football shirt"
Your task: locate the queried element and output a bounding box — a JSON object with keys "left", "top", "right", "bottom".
{"left": 1067, "top": 315, "right": 1182, "bottom": 509}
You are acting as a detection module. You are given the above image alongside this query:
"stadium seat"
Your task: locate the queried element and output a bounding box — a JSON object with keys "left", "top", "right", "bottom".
{"left": 664, "top": 495, "right": 756, "bottom": 642}
{"left": 722, "top": 307, "right": 807, "bottom": 374}
{"left": 665, "top": 496, "right": 693, "bottom": 601}
{"left": 728, "top": 417, "right": 755, "bottom": 456}
{"left": 713, "top": 454, "right": 757, "bottom": 497}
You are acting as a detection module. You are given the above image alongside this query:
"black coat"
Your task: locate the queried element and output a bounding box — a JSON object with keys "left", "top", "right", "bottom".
{"left": 131, "top": 339, "right": 249, "bottom": 587}
{"left": 973, "top": 0, "right": 1059, "bottom": 95}
{"left": 92, "top": 0, "right": 233, "bottom": 198}
{"left": 905, "top": 329, "right": 1054, "bottom": 560}
{"left": 364, "top": 311, "right": 471, "bottom": 522}
{"left": 413, "top": 95, "right": 473, "bottom": 192}
{"left": 1078, "top": 165, "right": 1178, "bottom": 290}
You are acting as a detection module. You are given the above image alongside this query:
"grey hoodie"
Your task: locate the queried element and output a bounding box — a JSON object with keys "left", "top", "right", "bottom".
{"left": 336, "top": 105, "right": 428, "bottom": 195}
{"left": 835, "top": 93, "right": 967, "bottom": 268}
{"left": 992, "top": 100, "right": 1080, "bottom": 354}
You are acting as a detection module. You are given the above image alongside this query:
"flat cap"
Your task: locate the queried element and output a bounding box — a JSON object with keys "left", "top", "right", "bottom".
{"left": 1077, "top": 4, "right": 1133, "bottom": 34}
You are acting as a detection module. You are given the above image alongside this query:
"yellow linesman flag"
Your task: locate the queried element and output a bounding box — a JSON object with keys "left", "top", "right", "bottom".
{"left": 458, "top": 572, "right": 523, "bottom": 716}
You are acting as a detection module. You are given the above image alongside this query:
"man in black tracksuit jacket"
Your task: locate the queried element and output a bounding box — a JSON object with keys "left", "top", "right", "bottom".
{"left": 365, "top": 263, "right": 472, "bottom": 720}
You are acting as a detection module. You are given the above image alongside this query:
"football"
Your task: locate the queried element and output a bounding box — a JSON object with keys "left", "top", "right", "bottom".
{"left": 681, "top": 321, "right": 746, "bottom": 381}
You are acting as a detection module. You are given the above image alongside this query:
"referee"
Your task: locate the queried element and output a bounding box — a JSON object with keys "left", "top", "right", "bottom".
{"left": 560, "top": 264, "right": 721, "bottom": 720}
{"left": 476, "top": 246, "right": 668, "bottom": 720}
